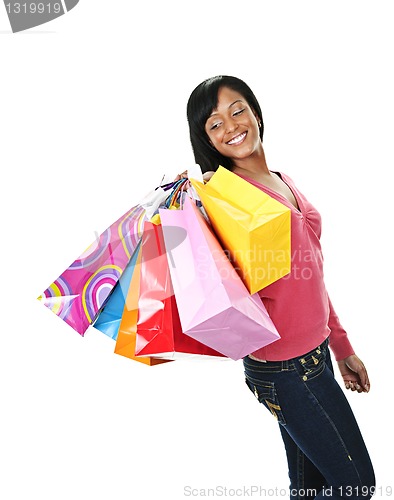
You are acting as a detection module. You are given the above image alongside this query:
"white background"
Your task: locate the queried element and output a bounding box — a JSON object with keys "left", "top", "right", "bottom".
{"left": 1, "top": 1, "right": 392, "bottom": 499}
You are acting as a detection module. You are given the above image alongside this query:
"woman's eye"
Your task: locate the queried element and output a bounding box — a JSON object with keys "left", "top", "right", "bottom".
{"left": 233, "top": 108, "right": 245, "bottom": 116}
{"left": 210, "top": 122, "right": 222, "bottom": 130}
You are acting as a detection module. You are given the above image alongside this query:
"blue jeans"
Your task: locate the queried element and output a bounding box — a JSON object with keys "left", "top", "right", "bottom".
{"left": 243, "top": 338, "right": 375, "bottom": 499}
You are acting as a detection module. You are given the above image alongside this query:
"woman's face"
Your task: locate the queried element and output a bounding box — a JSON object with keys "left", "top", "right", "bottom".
{"left": 204, "top": 86, "right": 262, "bottom": 167}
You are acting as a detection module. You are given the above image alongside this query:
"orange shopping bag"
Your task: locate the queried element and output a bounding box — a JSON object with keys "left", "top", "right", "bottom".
{"left": 114, "top": 243, "right": 170, "bottom": 366}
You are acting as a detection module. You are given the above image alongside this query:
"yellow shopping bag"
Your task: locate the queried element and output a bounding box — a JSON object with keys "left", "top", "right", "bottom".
{"left": 190, "top": 166, "right": 291, "bottom": 294}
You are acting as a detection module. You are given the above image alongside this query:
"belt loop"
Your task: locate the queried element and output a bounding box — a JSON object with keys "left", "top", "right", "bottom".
{"left": 282, "top": 359, "right": 289, "bottom": 371}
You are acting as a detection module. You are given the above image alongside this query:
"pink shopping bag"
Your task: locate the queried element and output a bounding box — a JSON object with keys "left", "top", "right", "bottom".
{"left": 159, "top": 197, "right": 280, "bottom": 360}
{"left": 134, "top": 220, "right": 225, "bottom": 360}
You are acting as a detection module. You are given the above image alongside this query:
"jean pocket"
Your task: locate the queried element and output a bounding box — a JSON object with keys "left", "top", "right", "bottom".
{"left": 245, "top": 376, "right": 286, "bottom": 425}
{"left": 298, "top": 343, "right": 327, "bottom": 381}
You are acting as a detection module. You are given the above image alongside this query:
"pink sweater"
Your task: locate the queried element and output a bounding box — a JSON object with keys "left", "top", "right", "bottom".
{"left": 237, "top": 172, "right": 355, "bottom": 362}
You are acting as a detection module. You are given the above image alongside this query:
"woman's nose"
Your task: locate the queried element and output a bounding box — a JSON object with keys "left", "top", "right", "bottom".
{"left": 225, "top": 118, "right": 238, "bottom": 134}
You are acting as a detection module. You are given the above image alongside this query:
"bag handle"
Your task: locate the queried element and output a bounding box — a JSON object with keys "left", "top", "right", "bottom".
{"left": 164, "top": 178, "right": 189, "bottom": 209}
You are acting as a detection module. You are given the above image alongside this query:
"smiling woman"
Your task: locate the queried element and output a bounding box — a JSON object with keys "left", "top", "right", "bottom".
{"left": 187, "top": 76, "right": 264, "bottom": 174}
{"left": 185, "top": 75, "right": 375, "bottom": 500}
{"left": 204, "top": 88, "right": 263, "bottom": 164}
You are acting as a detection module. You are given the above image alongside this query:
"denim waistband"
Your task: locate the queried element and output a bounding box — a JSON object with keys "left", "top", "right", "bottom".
{"left": 243, "top": 337, "right": 329, "bottom": 372}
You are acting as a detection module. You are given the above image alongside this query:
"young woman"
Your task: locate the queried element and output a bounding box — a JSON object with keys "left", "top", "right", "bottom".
{"left": 185, "top": 75, "right": 375, "bottom": 499}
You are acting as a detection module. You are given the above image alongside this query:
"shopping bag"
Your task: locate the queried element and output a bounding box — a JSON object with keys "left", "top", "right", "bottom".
{"left": 113, "top": 240, "right": 171, "bottom": 366}
{"left": 37, "top": 177, "right": 175, "bottom": 336}
{"left": 93, "top": 241, "right": 142, "bottom": 340}
{"left": 38, "top": 204, "right": 146, "bottom": 335}
{"left": 159, "top": 196, "right": 281, "bottom": 360}
{"left": 134, "top": 220, "right": 225, "bottom": 359}
{"left": 190, "top": 166, "right": 291, "bottom": 294}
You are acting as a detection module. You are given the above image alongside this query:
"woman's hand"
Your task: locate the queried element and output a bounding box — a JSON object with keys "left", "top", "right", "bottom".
{"left": 173, "top": 171, "right": 188, "bottom": 182}
{"left": 337, "top": 355, "right": 370, "bottom": 393}
{"left": 203, "top": 171, "right": 215, "bottom": 182}
{"left": 173, "top": 170, "right": 216, "bottom": 183}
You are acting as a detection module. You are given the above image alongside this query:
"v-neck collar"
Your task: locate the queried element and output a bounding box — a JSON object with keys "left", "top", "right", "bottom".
{"left": 235, "top": 171, "right": 303, "bottom": 216}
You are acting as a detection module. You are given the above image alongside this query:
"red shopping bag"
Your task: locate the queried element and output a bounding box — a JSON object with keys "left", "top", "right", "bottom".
{"left": 135, "top": 221, "right": 225, "bottom": 359}
{"left": 114, "top": 243, "right": 172, "bottom": 366}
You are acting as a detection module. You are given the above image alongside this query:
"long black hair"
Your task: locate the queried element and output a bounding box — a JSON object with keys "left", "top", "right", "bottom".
{"left": 186, "top": 75, "right": 264, "bottom": 173}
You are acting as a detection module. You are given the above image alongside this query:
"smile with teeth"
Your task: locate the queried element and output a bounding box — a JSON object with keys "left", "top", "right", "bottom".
{"left": 226, "top": 131, "right": 247, "bottom": 145}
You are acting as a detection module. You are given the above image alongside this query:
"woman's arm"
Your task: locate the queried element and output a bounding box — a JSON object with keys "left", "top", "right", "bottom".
{"left": 327, "top": 296, "right": 354, "bottom": 360}
{"left": 328, "top": 296, "right": 370, "bottom": 393}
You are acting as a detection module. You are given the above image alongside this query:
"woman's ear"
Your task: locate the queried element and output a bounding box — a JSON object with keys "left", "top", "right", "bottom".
{"left": 252, "top": 109, "right": 261, "bottom": 127}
